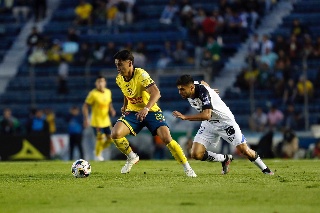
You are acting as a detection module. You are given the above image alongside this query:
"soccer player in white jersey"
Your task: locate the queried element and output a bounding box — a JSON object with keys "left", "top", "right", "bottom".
{"left": 173, "top": 75, "right": 274, "bottom": 175}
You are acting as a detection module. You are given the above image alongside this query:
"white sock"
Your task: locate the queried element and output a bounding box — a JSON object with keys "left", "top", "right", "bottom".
{"left": 253, "top": 157, "right": 267, "bottom": 170}
{"left": 128, "top": 151, "right": 136, "bottom": 158}
{"left": 182, "top": 162, "right": 192, "bottom": 171}
{"left": 206, "top": 151, "right": 226, "bottom": 162}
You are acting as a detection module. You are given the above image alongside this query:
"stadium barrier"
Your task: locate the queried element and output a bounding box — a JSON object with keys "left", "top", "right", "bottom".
{"left": 0, "top": 133, "right": 50, "bottom": 161}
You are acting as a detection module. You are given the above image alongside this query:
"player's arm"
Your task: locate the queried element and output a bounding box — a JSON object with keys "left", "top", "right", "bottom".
{"left": 109, "top": 102, "right": 116, "bottom": 117}
{"left": 121, "top": 96, "right": 128, "bottom": 114}
{"left": 145, "top": 84, "right": 161, "bottom": 110}
{"left": 82, "top": 102, "right": 90, "bottom": 128}
{"left": 136, "top": 84, "right": 161, "bottom": 122}
{"left": 172, "top": 109, "right": 212, "bottom": 121}
{"left": 200, "top": 80, "right": 219, "bottom": 95}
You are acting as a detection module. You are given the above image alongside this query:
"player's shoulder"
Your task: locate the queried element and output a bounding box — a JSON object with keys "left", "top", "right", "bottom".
{"left": 134, "top": 67, "right": 149, "bottom": 78}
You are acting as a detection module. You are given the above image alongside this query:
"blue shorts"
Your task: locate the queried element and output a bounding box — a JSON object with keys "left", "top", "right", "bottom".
{"left": 118, "top": 111, "right": 168, "bottom": 136}
{"left": 92, "top": 127, "right": 112, "bottom": 136}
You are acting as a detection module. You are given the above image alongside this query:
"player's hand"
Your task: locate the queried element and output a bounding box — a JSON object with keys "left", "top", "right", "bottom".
{"left": 121, "top": 106, "right": 126, "bottom": 115}
{"left": 136, "top": 107, "right": 149, "bottom": 122}
{"left": 214, "top": 88, "right": 220, "bottom": 95}
{"left": 83, "top": 119, "right": 90, "bottom": 128}
{"left": 172, "top": 111, "right": 186, "bottom": 120}
{"left": 200, "top": 80, "right": 210, "bottom": 87}
{"left": 110, "top": 108, "right": 116, "bottom": 117}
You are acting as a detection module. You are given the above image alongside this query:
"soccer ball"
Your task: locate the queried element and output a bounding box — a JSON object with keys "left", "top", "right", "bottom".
{"left": 71, "top": 159, "right": 91, "bottom": 178}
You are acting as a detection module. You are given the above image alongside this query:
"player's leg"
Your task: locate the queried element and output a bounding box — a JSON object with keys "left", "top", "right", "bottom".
{"left": 93, "top": 128, "right": 105, "bottom": 161}
{"left": 221, "top": 120, "right": 274, "bottom": 175}
{"left": 156, "top": 126, "right": 197, "bottom": 177}
{"left": 236, "top": 143, "right": 273, "bottom": 175}
{"left": 192, "top": 122, "right": 233, "bottom": 174}
{"left": 111, "top": 113, "right": 142, "bottom": 173}
{"left": 103, "top": 129, "right": 113, "bottom": 149}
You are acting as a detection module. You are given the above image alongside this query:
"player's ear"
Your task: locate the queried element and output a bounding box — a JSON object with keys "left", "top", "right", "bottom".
{"left": 128, "top": 60, "right": 132, "bottom": 67}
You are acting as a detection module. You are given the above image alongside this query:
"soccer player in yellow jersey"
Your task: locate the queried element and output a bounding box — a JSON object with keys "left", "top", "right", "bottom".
{"left": 111, "top": 50, "right": 197, "bottom": 177}
{"left": 82, "top": 75, "right": 116, "bottom": 161}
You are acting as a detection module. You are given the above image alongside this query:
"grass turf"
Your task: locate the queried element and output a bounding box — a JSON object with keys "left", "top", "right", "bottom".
{"left": 0, "top": 159, "right": 319, "bottom": 213}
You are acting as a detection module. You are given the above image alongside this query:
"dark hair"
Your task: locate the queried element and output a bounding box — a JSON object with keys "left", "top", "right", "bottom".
{"left": 113, "top": 49, "right": 134, "bottom": 63}
{"left": 176, "top": 75, "right": 194, "bottom": 86}
{"left": 96, "top": 75, "right": 106, "bottom": 80}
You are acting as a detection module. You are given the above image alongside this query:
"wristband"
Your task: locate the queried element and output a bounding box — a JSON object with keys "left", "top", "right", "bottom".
{"left": 144, "top": 107, "right": 149, "bottom": 111}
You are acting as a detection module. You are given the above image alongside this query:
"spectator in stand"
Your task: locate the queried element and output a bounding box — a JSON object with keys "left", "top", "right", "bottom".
{"left": 260, "top": 34, "right": 273, "bottom": 55}
{"left": 92, "top": 42, "right": 105, "bottom": 65}
{"left": 122, "top": 0, "right": 136, "bottom": 25}
{"left": 288, "top": 34, "right": 301, "bottom": 60}
{"left": 67, "top": 27, "right": 79, "bottom": 42}
{"left": 44, "top": 108, "right": 56, "bottom": 134}
{"left": 57, "top": 58, "right": 69, "bottom": 94}
{"left": 46, "top": 40, "right": 62, "bottom": 64}
{"left": 200, "top": 49, "right": 213, "bottom": 79}
{"left": 92, "top": 0, "right": 107, "bottom": 24}
{"left": 301, "top": 34, "right": 314, "bottom": 58}
{"left": 296, "top": 75, "right": 314, "bottom": 103}
{"left": 267, "top": 104, "right": 284, "bottom": 131}
{"left": 33, "top": 0, "right": 46, "bottom": 22}
{"left": 283, "top": 103, "right": 303, "bottom": 131}
{"left": 0, "top": 108, "right": 21, "bottom": 135}
{"left": 206, "top": 36, "right": 222, "bottom": 77}
{"left": 249, "top": 107, "right": 268, "bottom": 132}
{"left": 192, "top": 8, "right": 206, "bottom": 28}
{"left": 156, "top": 41, "right": 173, "bottom": 71}
{"left": 132, "top": 43, "right": 147, "bottom": 68}
{"left": 74, "top": 42, "right": 92, "bottom": 65}
{"left": 103, "top": 41, "right": 118, "bottom": 67}
{"left": 179, "top": 0, "right": 194, "bottom": 29}
{"left": 67, "top": 106, "right": 84, "bottom": 160}
{"left": 248, "top": 33, "right": 261, "bottom": 57}
{"left": 172, "top": 40, "right": 188, "bottom": 65}
{"left": 192, "top": 28, "right": 206, "bottom": 69}
{"left": 212, "top": 8, "right": 225, "bottom": 34}
{"left": 106, "top": 1, "right": 120, "bottom": 32}
{"left": 281, "top": 129, "right": 299, "bottom": 159}
{"left": 202, "top": 10, "right": 217, "bottom": 38}
{"left": 283, "top": 78, "right": 297, "bottom": 105}
{"left": 159, "top": 0, "right": 179, "bottom": 25}
{"left": 26, "top": 108, "right": 49, "bottom": 134}
{"left": 273, "top": 35, "right": 288, "bottom": 55}
{"left": 26, "top": 26, "right": 42, "bottom": 54}
{"left": 312, "top": 36, "right": 320, "bottom": 58}
{"left": 74, "top": 0, "right": 93, "bottom": 26}
{"left": 290, "top": 19, "right": 309, "bottom": 39}
{"left": 259, "top": 47, "right": 278, "bottom": 70}
{"left": 12, "top": 0, "right": 31, "bottom": 23}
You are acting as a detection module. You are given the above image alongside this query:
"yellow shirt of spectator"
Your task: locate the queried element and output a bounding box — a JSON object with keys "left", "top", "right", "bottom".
{"left": 75, "top": 3, "right": 93, "bottom": 20}
{"left": 116, "top": 68, "right": 161, "bottom": 112}
{"left": 85, "top": 88, "right": 112, "bottom": 127}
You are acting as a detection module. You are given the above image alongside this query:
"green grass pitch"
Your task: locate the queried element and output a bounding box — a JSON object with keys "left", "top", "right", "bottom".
{"left": 1, "top": 159, "right": 319, "bottom": 213}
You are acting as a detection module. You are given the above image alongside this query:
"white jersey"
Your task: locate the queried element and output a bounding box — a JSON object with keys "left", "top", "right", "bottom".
{"left": 187, "top": 81, "right": 235, "bottom": 122}
{"left": 188, "top": 82, "right": 246, "bottom": 147}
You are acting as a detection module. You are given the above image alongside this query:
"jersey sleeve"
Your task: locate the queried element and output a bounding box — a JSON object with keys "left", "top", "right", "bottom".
{"left": 139, "top": 70, "right": 155, "bottom": 88}
{"left": 199, "top": 86, "right": 213, "bottom": 110}
{"left": 85, "top": 91, "right": 94, "bottom": 105}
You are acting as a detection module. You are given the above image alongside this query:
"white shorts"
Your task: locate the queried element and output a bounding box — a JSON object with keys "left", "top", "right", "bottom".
{"left": 193, "top": 119, "right": 247, "bottom": 149}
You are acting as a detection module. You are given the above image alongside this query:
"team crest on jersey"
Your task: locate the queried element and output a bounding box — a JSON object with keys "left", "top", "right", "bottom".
{"left": 225, "top": 126, "right": 235, "bottom": 136}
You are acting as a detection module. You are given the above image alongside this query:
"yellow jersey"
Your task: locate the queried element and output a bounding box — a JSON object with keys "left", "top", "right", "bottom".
{"left": 116, "top": 68, "right": 161, "bottom": 112}
{"left": 85, "top": 88, "right": 112, "bottom": 127}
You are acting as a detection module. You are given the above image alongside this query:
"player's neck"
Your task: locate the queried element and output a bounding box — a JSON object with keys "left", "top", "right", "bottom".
{"left": 124, "top": 68, "right": 134, "bottom": 81}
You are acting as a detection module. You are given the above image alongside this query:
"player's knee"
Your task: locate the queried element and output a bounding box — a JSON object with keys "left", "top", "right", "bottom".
{"left": 111, "top": 130, "right": 122, "bottom": 139}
